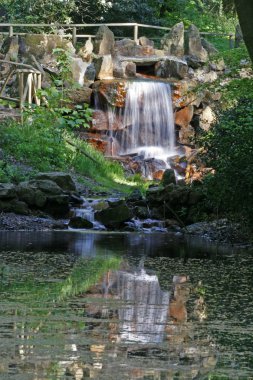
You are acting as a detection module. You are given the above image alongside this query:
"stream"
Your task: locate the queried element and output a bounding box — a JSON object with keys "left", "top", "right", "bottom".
{"left": 0, "top": 230, "right": 253, "bottom": 379}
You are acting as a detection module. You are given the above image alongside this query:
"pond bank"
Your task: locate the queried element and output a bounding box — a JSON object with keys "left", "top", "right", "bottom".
{"left": 0, "top": 211, "right": 251, "bottom": 248}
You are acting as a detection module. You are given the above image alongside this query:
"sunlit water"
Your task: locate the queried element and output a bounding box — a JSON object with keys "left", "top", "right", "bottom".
{"left": 0, "top": 231, "right": 253, "bottom": 379}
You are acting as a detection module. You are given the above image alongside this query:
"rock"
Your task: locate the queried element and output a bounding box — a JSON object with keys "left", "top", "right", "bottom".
{"left": 16, "top": 182, "right": 47, "bottom": 207}
{"left": 95, "top": 203, "right": 132, "bottom": 228}
{"left": 139, "top": 36, "right": 154, "bottom": 48}
{"left": 1, "top": 36, "right": 19, "bottom": 61}
{"left": 179, "top": 124, "right": 195, "bottom": 145}
{"left": 93, "top": 25, "right": 115, "bottom": 55}
{"left": 22, "top": 34, "right": 75, "bottom": 61}
{"left": 125, "top": 62, "right": 136, "bottom": 77}
{"left": 78, "top": 39, "right": 93, "bottom": 62}
{"left": 193, "top": 68, "right": 218, "bottom": 83}
{"left": 0, "top": 200, "right": 29, "bottom": 215}
{"left": 67, "top": 87, "right": 92, "bottom": 105}
{"left": 161, "top": 169, "right": 176, "bottom": 186}
{"left": 199, "top": 106, "right": 216, "bottom": 131}
{"left": 187, "top": 24, "right": 208, "bottom": 63}
{"left": 161, "top": 22, "right": 184, "bottom": 57}
{"left": 209, "top": 58, "right": 225, "bottom": 71}
{"left": 157, "top": 57, "right": 188, "bottom": 79}
{"left": 69, "top": 216, "right": 93, "bottom": 229}
{"left": 35, "top": 172, "right": 76, "bottom": 192}
{"left": 126, "top": 189, "right": 143, "bottom": 203}
{"left": 94, "top": 54, "right": 114, "bottom": 80}
{"left": 45, "top": 194, "right": 70, "bottom": 217}
{"left": 70, "top": 57, "right": 89, "bottom": 86}
{"left": 201, "top": 38, "right": 218, "bottom": 55}
{"left": 30, "top": 179, "right": 62, "bottom": 195}
{"left": 175, "top": 106, "right": 194, "bottom": 129}
{"left": 113, "top": 58, "right": 136, "bottom": 79}
{"left": 84, "top": 63, "right": 96, "bottom": 82}
{"left": 0, "top": 183, "right": 16, "bottom": 199}
{"left": 115, "top": 39, "right": 137, "bottom": 56}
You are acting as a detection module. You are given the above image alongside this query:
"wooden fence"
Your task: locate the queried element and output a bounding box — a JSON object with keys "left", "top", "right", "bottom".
{"left": 0, "top": 23, "right": 234, "bottom": 48}
{"left": 0, "top": 60, "right": 41, "bottom": 109}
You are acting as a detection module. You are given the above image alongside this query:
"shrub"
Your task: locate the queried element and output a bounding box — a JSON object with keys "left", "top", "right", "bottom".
{"left": 201, "top": 98, "right": 253, "bottom": 222}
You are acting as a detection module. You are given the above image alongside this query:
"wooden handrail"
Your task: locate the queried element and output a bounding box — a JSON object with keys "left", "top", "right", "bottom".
{"left": 0, "top": 60, "right": 41, "bottom": 108}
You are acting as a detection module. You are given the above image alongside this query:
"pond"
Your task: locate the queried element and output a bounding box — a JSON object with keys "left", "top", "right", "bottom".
{"left": 0, "top": 231, "right": 253, "bottom": 380}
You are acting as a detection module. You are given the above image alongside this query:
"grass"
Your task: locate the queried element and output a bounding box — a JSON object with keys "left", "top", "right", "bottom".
{"left": 0, "top": 116, "right": 146, "bottom": 194}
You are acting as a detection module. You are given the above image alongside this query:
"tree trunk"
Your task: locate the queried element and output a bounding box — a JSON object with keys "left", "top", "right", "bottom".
{"left": 234, "top": 0, "right": 253, "bottom": 61}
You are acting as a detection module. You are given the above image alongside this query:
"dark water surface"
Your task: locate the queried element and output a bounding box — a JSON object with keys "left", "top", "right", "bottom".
{"left": 0, "top": 231, "right": 253, "bottom": 380}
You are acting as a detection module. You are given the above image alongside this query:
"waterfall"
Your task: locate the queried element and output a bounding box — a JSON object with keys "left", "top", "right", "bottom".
{"left": 119, "top": 80, "right": 175, "bottom": 159}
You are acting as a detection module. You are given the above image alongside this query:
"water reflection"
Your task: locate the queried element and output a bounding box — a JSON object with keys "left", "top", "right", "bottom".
{"left": 0, "top": 230, "right": 236, "bottom": 258}
{"left": 0, "top": 231, "right": 253, "bottom": 379}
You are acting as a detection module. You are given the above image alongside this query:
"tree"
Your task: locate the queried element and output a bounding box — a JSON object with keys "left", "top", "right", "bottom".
{"left": 234, "top": 0, "right": 253, "bottom": 62}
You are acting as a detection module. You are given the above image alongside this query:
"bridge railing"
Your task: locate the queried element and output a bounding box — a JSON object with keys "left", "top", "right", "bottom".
{"left": 0, "top": 60, "right": 41, "bottom": 109}
{"left": 0, "top": 23, "right": 234, "bottom": 49}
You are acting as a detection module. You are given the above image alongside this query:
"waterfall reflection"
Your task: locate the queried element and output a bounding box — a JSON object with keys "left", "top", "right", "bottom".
{"left": 116, "top": 269, "right": 170, "bottom": 343}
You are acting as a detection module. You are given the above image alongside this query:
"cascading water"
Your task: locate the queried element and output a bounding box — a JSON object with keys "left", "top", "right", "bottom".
{"left": 119, "top": 80, "right": 175, "bottom": 160}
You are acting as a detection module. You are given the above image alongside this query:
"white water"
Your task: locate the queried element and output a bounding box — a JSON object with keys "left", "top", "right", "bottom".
{"left": 119, "top": 81, "right": 175, "bottom": 159}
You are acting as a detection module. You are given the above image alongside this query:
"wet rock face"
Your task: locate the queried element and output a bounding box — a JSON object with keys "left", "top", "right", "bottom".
{"left": 69, "top": 216, "right": 93, "bottom": 229}
{"left": 95, "top": 202, "right": 133, "bottom": 228}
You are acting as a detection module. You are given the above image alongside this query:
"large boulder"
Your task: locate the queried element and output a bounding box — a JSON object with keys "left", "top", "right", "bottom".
{"left": 175, "top": 106, "right": 194, "bottom": 129}
{"left": 0, "top": 183, "right": 16, "bottom": 199}
{"left": 78, "top": 39, "right": 93, "bottom": 62}
{"left": 95, "top": 202, "right": 132, "bottom": 228}
{"left": 156, "top": 57, "right": 188, "bottom": 79}
{"left": 186, "top": 24, "right": 208, "bottom": 64}
{"left": 93, "top": 25, "right": 115, "bottom": 55}
{"left": 21, "top": 34, "right": 75, "bottom": 61}
{"left": 139, "top": 36, "right": 154, "bottom": 48}
{"left": 115, "top": 39, "right": 137, "bottom": 56}
{"left": 161, "top": 22, "right": 185, "bottom": 57}
{"left": 199, "top": 106, "right": 216, "bottom": 131}
{"left": 69, "top": 216, "right": 93, "bottom": 229}
{"left": 70, "top": 57, "right": 89, "bottom": 86}
{"left": 94, "top": 54, "right": 114, "bottom": 80}
{"left": 16, "top": 182, "right": 47, "bottom": 207}
{"left": 1, "top": 36, "right": 19, "bottom": 61}
{"left": 65, "top": 87, "right": 92, "bottom": 105}
{"left": 35, "top": 172, "right": 76, "bottom": 192}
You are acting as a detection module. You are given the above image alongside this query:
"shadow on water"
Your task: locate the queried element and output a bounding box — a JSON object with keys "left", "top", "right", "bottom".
{"left": 0, "top": 230, "right": 253, "bottom": 379}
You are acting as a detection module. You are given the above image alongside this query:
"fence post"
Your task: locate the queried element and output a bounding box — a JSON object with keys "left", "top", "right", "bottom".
{"left": 229, "top": 33, "right": 233, "bottom": 49}
{"left": 9, "top": 25, "right": 13, "bottom": 37}
{"left": 72, "top": 27, "right": 77, "bottom": 46}
{"left": 18, "top": 71, "right": 24, "bottom": 110}
{"left": 134, "top": 24, "right": 139, "bottom": 44}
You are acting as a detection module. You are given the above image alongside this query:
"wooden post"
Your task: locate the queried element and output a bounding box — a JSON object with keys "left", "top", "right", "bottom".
{"left": 9, "top": 25, "right": 13, "bottom": 37}
{"left": 27, "top": 73, "right": 32, "bottom": 106}
{"left": 229, "top": 33, "right": 233, "bottom": 49}
{"left": 72, "top": 27, "right": 77, "bottom": 46}
{"left": 134, "top": 24, "right": 139, "bottom": 44}
{"left": 18, "top": 71, "right": 24, "bottom": 110}
{"left": 37, "top": 73, "right": 41, "bottom": 106}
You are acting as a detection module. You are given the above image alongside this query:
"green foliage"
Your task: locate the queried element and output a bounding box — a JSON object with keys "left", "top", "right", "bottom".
{"left": 0, "top": 0, "right": 76, "bottom": 23}
{"left": 0, "top": 160, "right": 31, "bottom": 183}
{"left": 201, "top": 99, "right": 253, "bottom": 222}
